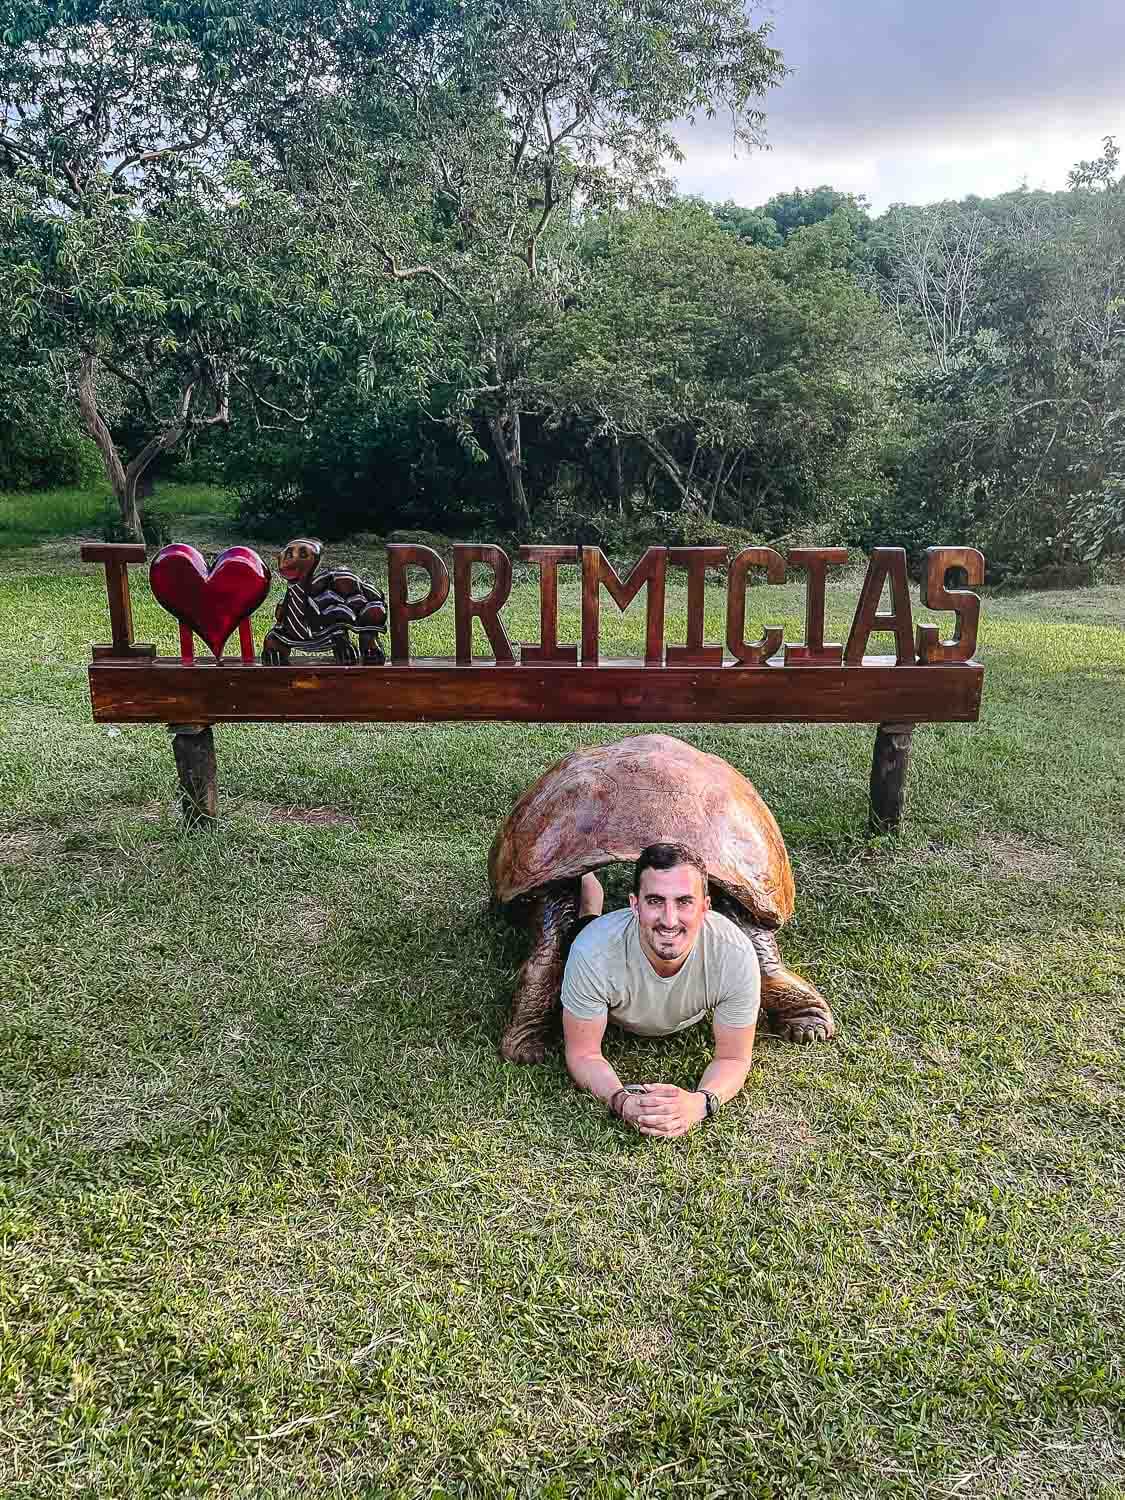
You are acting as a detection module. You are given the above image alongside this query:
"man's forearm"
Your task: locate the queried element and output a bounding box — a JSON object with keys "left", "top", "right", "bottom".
{"left": 566, "top": 1050, "right": 624, "bottom": 1105}
{"left": 696, "top": 1056, "right": 752, "bottom": 1103}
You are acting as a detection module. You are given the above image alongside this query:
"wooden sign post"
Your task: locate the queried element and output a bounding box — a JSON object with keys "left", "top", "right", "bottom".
{"left": 84, "top": 540, "right": 985, "bottom": 834}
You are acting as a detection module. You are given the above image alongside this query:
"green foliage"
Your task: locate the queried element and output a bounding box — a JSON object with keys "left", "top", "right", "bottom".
{"left": 545, "top": 203, "right": 888, "bottom": 536}
{"left": 759, "top": 184, "right": 871, "bottom": 240}
{"left": 705, "top": 198, "right": 783, "bottom": 248}
{"left": 0, "top": 409, "right": 100, "bottom": 491}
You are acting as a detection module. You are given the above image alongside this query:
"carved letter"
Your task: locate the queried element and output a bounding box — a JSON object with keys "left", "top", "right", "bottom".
{"left": 845, "top": 547, "right": 915, "bottom": 665}
{"left": 666, "top": 548, "right": 727, "bottom": 666}
{"left": 453, "top": 544, "right": 514, "bottom": 664}
{"left": 726, "top": 546, "right": 786, "bottom": 665}
{"left": 387, "top": 544, "right": 450, "bottom": 664}
{"left": 581, "top": 547, "right": 666, "bottom": 666}
{"left": 916, "top": 546, "right": 985, "bottom": 663}
{"left": 784, "top": 548, "right": 849, "bottom": 665}
{"left": 518, "top": 545, "right": 579, "bottom": 664}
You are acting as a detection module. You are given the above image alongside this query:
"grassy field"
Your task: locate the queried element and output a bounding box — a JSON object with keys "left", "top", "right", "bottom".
{"left": 0, "top": 480, "right": 234, "bottom": 552}
{"left": 1, "top": 499, "right": 1123, "bottom": 1498}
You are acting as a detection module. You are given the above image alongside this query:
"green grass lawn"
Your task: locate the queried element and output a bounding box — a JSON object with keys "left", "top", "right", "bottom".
{"left": 0, "top": 480, "right": 234, "bottom": 553}
{"left": 1, "top": 510, "right": 1124, "bottom": 1498}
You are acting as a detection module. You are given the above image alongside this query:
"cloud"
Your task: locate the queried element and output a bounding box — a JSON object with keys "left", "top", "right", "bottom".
{"left": 673, "top": 0, "right": 1125, "bottom": 210}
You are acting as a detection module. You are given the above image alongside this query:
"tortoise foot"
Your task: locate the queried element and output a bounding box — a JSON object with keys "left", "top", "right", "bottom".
{"left": 770, "top": 1011, "right": 835, "bottom": 1045}
{"left": 500, "top": 1028, "right": 549, "bottom": 1065}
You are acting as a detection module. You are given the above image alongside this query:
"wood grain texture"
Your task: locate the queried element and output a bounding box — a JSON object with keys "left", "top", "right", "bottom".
{"left": 784, "top": 547, "right": 849, "bottom": 665}
{"left": 89, "top": 659, "right": 984, "bottom": 724}
{"left": 581, "top": 546, "right": 666, "bottom": 666}
{"left": 666, "top": 547, "right": 727, "bottom": 666}
{"left": 453, "top": 544, "right": 515, "bottom": 664}
{"left": 726, "top": 546, "right": 786, "bottom": 665}
{"left": 518, "top": 545, "right": 579, "bottom": 664}
{"left": 387, "top": 544, "right": 450, "bottom": 663}
{"left": 845, "top": 547, "right": 916, "bottom": 665}
{"left": 80, "top": 543, "right": 148, "bottom": 564}
{"left": 916, "top": 546, "right": 986, "bottom": 663}
{"left": 82, "top": 544, "right": 155, "bottom": 660}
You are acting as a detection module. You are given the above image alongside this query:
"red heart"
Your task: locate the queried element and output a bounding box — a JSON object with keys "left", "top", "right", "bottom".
{"left": 150, "top": 544, "right": 271, "bottom": 658}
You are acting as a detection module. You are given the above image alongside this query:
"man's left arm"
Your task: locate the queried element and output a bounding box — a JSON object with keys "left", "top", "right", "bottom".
{"left": 634, "top": 1019, "right": 756, "bottom": 1137}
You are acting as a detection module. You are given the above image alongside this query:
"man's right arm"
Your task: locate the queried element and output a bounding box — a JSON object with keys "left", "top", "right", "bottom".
{"left": 563, "top": 1008, "right": 623, "bottom": 1106}
{"left": 563, "top": 1010, "right": 646, "bottom": 1127}
{"left": 562, "top": 940, "right": 643, "bottom": 1125}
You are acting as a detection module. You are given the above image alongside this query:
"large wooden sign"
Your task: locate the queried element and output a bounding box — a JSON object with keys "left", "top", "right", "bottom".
{"left": 83, "top": 539, "right": 985, "bottom": 832}
{"left": 85, "top": 542, "right": 983, "bottom": 721}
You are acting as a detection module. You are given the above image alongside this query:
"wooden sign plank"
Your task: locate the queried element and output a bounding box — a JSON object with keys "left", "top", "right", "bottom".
{"left": 88, "top": 659, "right": 983, "bottom": 725}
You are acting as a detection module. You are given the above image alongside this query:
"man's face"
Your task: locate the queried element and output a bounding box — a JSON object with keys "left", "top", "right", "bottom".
{"left": 629, "top": 862, "right": 710, "bottom": 973}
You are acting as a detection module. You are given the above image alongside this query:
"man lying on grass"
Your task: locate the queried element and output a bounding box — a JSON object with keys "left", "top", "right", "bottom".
{"left": 562, "top": 842, "right": 759, "bottom": 1137}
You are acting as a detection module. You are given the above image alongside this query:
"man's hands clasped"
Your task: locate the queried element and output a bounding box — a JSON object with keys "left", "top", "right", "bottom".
{"left": 620, "top": 1084, "right": 707, "bottom": 1138}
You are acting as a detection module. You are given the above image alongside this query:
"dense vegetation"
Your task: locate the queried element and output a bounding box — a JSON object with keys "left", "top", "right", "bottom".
{"left": 2, "top": 2, "right": 1123, "bottom": 575}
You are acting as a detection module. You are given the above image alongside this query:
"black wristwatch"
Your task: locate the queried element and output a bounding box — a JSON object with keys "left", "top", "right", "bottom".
{"left": 696, "top": 1088, "right": 721, "bottom": 1122}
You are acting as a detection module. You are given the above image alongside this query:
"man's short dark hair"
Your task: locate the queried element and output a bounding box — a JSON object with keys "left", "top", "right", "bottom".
{"left": 633, "top": 842, "right": 710, "bottom": 896}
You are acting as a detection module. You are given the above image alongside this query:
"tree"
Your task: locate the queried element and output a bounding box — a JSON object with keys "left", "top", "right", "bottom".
{"left": 707, "top": 198, "right": 782, "bottom": 249}
{"left": 541, "top": 204, "right": 882, "bottom": 533}
{"left": 878, "top": 202, "right": 993, "bottom": 376}
{"left": 301, "top": 0, "right": 788, "bottom": 533}
{"left": 759, "top": 185, "right": 869, "bottom": 240}
{"left": 0, "top": 0, "right": 437, "bottom": 535}
{"left": 1067, "top": 135, "right": 1122, "bottom": 194}
{"left": 864, "top": 160, "right": 1125, "bottom": 571}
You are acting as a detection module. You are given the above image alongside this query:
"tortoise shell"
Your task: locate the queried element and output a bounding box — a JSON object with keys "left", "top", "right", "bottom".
{"left": 488, "top": 733, "right": 794, "bottom": 928}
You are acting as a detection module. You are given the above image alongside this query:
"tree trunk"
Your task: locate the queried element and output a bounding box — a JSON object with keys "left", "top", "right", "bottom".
{"left": 707, "top": 450, "right": 733, "bottom": 520}
{"left": 77, "top": 354, "right": 204, "bottom": 541}
{"left": 122, "top": 375, "right": 201, "bottom": 531}
{"left": 77, "top": 353, "right": 137, "bottom": 539}
{"left": 639, "top": 435, "right": 690, "bottom": 506}
{"left": 609, "top": 432, "right": 626, "bottom": 516}
{"left": 487, "top": 402, "right": 532, "bottom": 535}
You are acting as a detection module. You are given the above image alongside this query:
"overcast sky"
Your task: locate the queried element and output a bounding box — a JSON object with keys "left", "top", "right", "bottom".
{"left": 674, "top": 0, "right": 1125, "bottom": 214}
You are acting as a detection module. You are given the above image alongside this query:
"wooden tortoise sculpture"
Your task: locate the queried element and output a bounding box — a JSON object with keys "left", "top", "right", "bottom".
{"left": 489, "top": 733, "right": 837, "bottom": 1064}
{"left": 262, "top": 538, "right": 387, "bottom": 665}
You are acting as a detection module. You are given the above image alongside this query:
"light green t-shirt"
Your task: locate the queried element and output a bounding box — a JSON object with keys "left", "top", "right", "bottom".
{"left": 560, "top": 909, "right": 760, "bottom": 1036}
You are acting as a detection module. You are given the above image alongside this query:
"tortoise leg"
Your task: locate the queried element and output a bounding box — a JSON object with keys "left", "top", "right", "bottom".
{"left": 748, "top": 927, "right": 836, "bottom": 1044}
{"left": 500, "top": 877, "right": 580, "bottom": 1065}
{"left": 261, "top": 629, "right": 291, "bottom": 666}
{"left": 709, "top": 886, "right": 835, "bottom": 1044}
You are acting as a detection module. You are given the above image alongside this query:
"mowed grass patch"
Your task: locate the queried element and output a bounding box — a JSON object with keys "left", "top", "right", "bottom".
{"left": 0, "top": 480, "right": 235, "bottom": 557}
{"left": 1, "top": 540, "right": 1124, "bottom": 1497}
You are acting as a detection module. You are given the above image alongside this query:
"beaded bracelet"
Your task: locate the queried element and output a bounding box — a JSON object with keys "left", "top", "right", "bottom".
{"left": 609, "top": 1083, "right": 649, "bottom": 1120}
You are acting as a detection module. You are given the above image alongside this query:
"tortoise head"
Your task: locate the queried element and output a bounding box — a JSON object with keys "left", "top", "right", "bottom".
{"left": 278, "top": 537, "right": 323, "bottom": 583}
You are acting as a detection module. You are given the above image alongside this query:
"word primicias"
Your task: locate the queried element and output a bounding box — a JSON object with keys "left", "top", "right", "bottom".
{"left": 385, "top": 543, "right": 984, "bottom": 668}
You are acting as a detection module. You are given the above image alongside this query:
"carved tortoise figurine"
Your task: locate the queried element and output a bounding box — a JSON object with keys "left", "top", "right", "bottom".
{"left": 489, "top": 733, "right": 836, "bottom": 1063}
{"left": 262, "top": 537, "right": 387, "bottom": 665}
